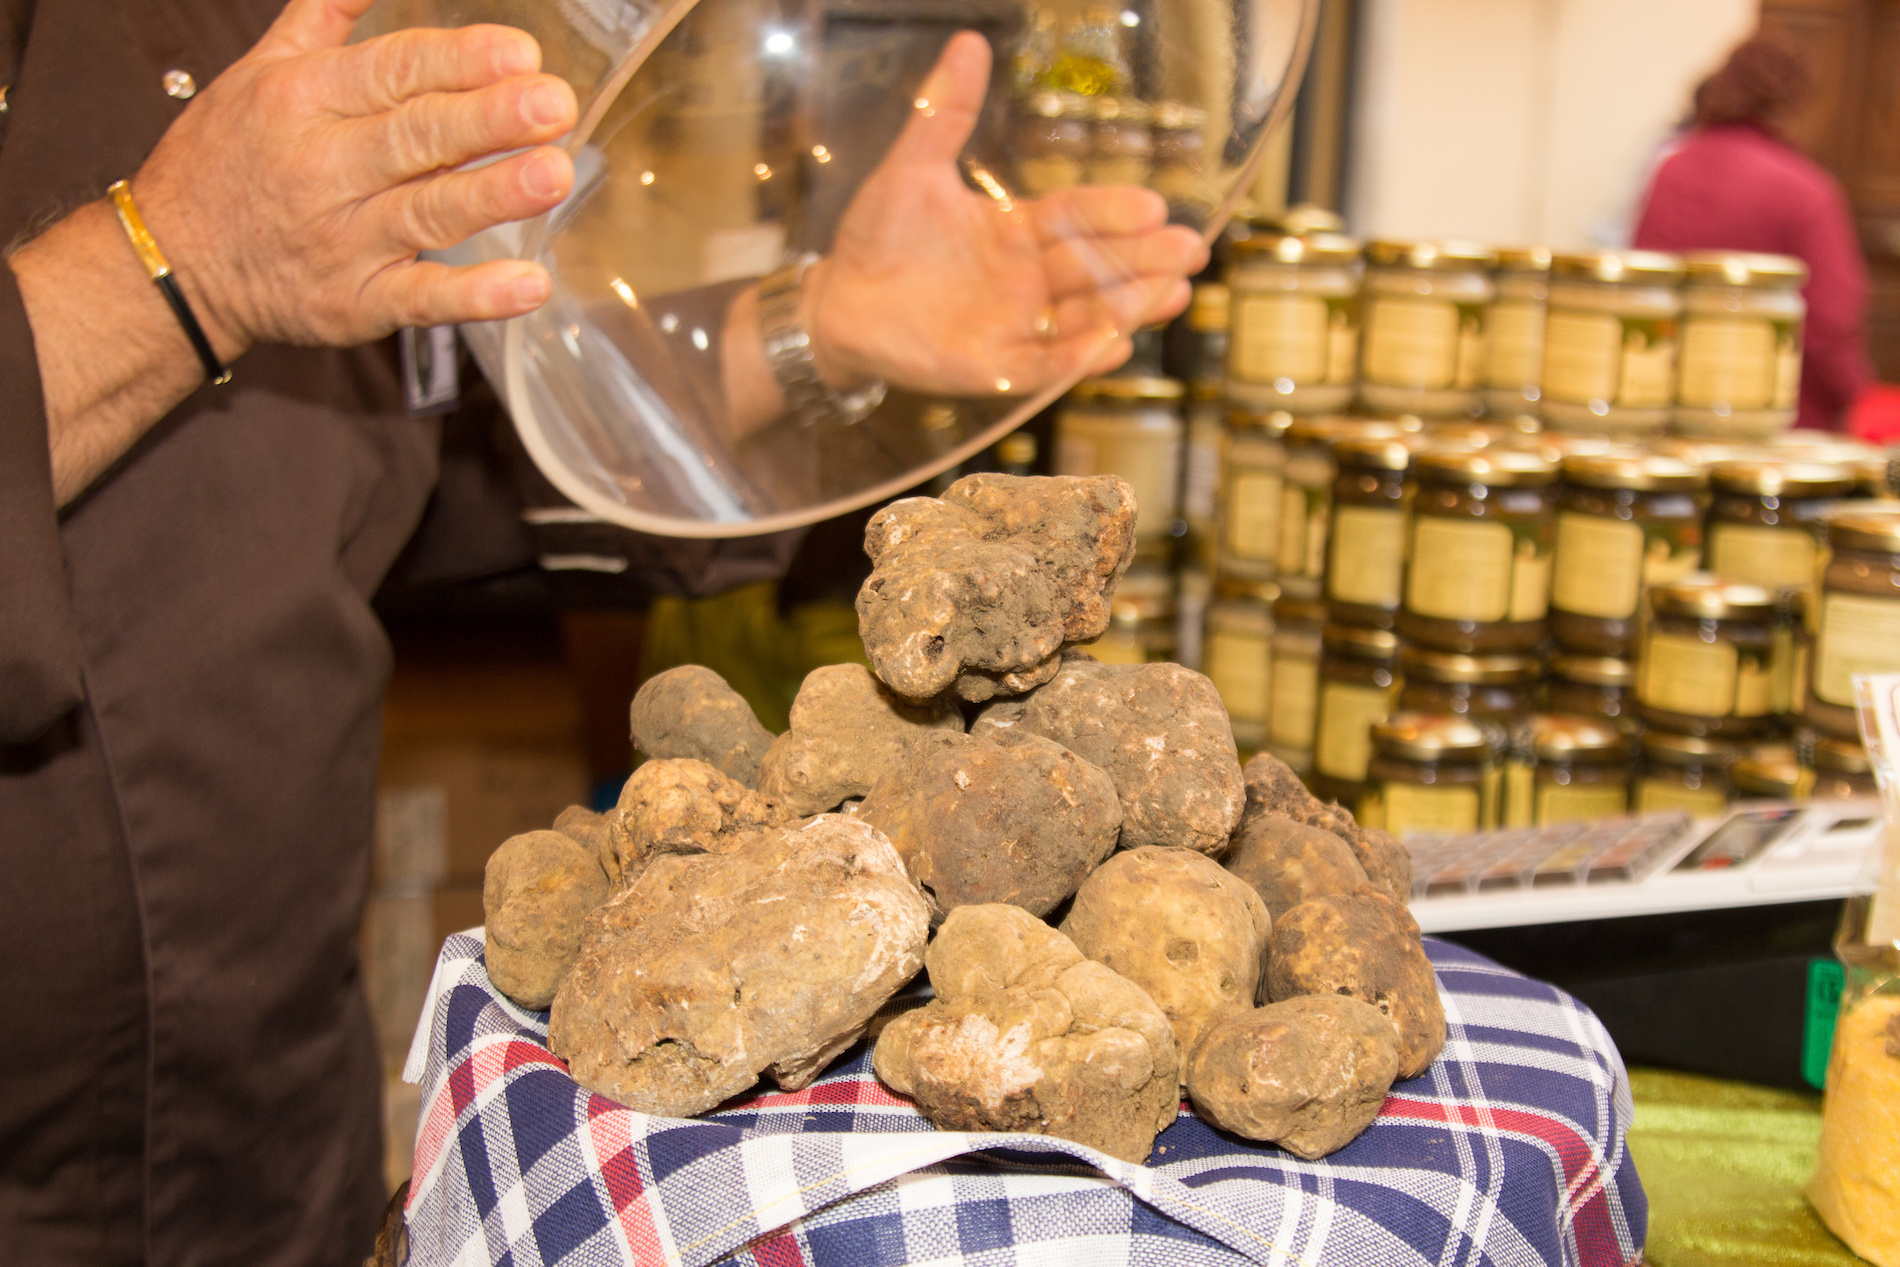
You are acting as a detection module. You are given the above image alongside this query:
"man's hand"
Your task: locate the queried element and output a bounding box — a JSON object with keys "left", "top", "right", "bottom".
{"left": 804, "top": 32, "right": 1207, "bottom": 398}
{"left": 134, "top": 0, "right": 578, "bottom": 359}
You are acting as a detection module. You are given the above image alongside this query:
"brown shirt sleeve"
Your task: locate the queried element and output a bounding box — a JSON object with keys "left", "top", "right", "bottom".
{"left": 0, "top": 261, "right": 84, "bottom": 742}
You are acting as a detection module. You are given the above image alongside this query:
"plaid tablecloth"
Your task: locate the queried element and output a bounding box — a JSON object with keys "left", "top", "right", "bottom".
{"left": 401, "top": 932, "right": 1646, "bottom": 1266}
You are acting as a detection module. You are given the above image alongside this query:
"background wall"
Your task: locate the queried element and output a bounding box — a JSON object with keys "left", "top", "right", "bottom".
{"left": 1346, "top": 0, "right": 1758, "bottom": 248}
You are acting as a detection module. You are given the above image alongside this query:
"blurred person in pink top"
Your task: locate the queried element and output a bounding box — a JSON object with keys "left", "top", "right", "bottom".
{"left": 1633, "top": 35, "right": 1874, "bottom": 431}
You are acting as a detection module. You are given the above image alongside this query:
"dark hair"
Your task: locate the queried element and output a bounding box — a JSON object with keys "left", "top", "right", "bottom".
{"left": 1694, "top": 35, "right": 1810, "bottom": 127}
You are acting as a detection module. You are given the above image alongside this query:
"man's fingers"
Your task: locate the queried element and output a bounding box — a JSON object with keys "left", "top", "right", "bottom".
{"left": 325, "top": 25, "right": 541, "bottom": 116}
{"left": 370, "top": 258, "right": 554, "bottom": 328}
{"left": 1042, "top": 225, "right": 1208, "bottom": 299}
{"left": 1029, "top": 184, "right": 1172, "bottom": 245}
{"left": 258, "top": 0, "right": 381, "bottom": 57}
{"left": 378, "top": 146, "right": 574, "bottom": 253}
{"left": 882, "top": 31, "right": 991, "bottom": 170}
{"left": 352, "top": 74, "right": 576, "bottom": 184}
{"left": 1048, "top": 274, "right": 1187, "bottom": 340}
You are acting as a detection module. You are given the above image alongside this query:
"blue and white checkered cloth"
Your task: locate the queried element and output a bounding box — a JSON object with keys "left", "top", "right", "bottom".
{"left": 401, "top": 932, "right": 1646, "bottom": 1266}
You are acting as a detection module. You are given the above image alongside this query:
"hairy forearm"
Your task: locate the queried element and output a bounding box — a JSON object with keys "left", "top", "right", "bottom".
{"left": 7, "top": 201, "right": 238, "bottom": 508}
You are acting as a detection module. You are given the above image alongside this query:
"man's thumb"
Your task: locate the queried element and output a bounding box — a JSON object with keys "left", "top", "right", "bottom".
{"left": 258, "top": 0, "right": 380, "bottom": 56}
{"left": 885, "top": 31, "right": 992, "bottom": 169}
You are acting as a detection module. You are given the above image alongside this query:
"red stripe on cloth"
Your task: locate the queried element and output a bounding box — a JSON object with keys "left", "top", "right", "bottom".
{"left": 586, "top": 1103, "right": 668, "bottom": 1262}
{"left": 747, "top": 1228, "right": 811, "bottom": 1267}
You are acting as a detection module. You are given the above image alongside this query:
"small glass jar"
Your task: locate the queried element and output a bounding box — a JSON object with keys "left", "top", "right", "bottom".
{"left": 1226, "top": 232, "right": 1362, "bottom": 414}
{"left": 1732, "top": 745, "right": 1809, "bottom": 801}
{"left": 1484, "top": 246, "right": 1553, "bottom": 419}
{"left": 1276, "top": 416, "right": 1355, "bottom": 592}
{"left": 1086, "top": 96, "right": 1153, "bottom": 186}
{"left": 1705, "top": 460, "right": 1856, "bottom": 594}
{"left": 1811, "top": 734, "right": 1878, "bottom": 800}
{"left": 1179, "top": 383, "right": 1225, "bottom": 573}
{"left": 1675, "top": 252, "right": 1808, "bottom": 439}
{"left": 1399, "top": 646, "right": 1542, "bottom": 723}
{"left": 1148, "top": 100, "right": 1207, "bottom": 206}
{"left": 1770, "top": 588, "right": 1811, "bottom": 717}
{"left": 1056, "top": 376, "right": 1185, "bottom": 557}
{"left": 1268, "top": 593, "right": 1326, "bottom": 761}
{"left": 1014, "top": 90, "right": 1091, "bottom": 195}
{"left": 1549, "top": 654, "right": 1637, "bottom": 731}
{"left": 1090, "top": 564, "right": 1176, "bottom": 666}
{"left": 1399, "top": 447, "right": 1558, "bottom": 653}
{"left": 1358, "top": 240, "right": 1497, "bottom": 419}
{"left": 1203, "top": 586, "right": 1277, "bottom": 750}
{"left": 1548, "top": 453, "right": 1707, "bottom": 656}
{"left": 1635, "top": 576, "right": 1778, "bottom": 739}
{"left": 1311, "top": 623, "right": 1401, "bottom": 804}
{"left": 1808, "top": 511, "right": 1900, "bottom": 734}
{"left": 1540, "top": 250, "right": 1685, "bottom": 435}
{"left": 1186, "top": 282, "right": 1230, "bottom": 391}
{"left": 1634, "top": 730, "right": 1737, "bottom": 817}
{"left": 1521, "top": 714, "right": 1634, "bottom": 826}
{"left": 1217, "top": 407, "right": 1290, "bottom": 581}
{"left": 1325, "top": 436, "right": 1414, "bottom": 629}
{"left": 1361, "top": 713, "right": 1503, "bottom": 836}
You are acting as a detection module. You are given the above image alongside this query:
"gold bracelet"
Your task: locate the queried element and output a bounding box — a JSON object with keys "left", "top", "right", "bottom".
{"left": 107, "top": 179, "right": 231, "bottom": 385}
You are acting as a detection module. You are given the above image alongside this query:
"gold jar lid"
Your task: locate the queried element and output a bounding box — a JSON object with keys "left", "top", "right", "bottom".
{"left": 1531, "top": 714, "right": 1631, "bottom": 763}
{"left": 1286, "top": 416, "right": 1418, "bottom": 450}
{"left": 1088, "top": 96, "right": 1152, "bottom": 124}
{"left": 1365, "top": 239, "right": 1497, "bottom": 271}
{"left": 1371, "top": 713, "right": 1498, "bottom": 762}
{"left": 1561, "top": 452, "right": 1707, "bottom": 492}
{"left": 1642, "top": 730, "right": 1739, "bottom": 767}
{"left": 1551, "top": 654, "right": 1635, "bottom": 687}
{"left": 1227, "top": 406, "right": 1293, "bottom": 436}
{"left": 1334, "top": 435, "right": 1415, "bottom": 472}
{"left": 1732, "top": 748, "right": 1807, "bottom": 797}
{"left": 1495, "top": 245, "right": 1554, "bottom": 274}
{"left": 1649, "top": 438, "right": 1764, "bottom": 467}
{"left": 1812, "top": 735, "right": 1873, "bottom": 776}
{"left": 1150, "top": 100, "right": 1208, "bottom": 130}
{"left": 1217, "top": 574, "right": 1281, "bottom": 605}
{"left": 1551, "top": 249, "right": 1685, "bottom": 284}
{"left": 1267, "top": 204, "right": 1349, "bottom": 237}
{"left": 1825, "top": 510, "right": 1900, "bottom": 554}
{"left": 1709, "top": 459, "right": 1856, "bottom": 498}
{"left": 1648, "top": 575, "right": 1778, "bottom": 621}
{"left": 1069, "top": 375, "right": 1186, "bottom": 403}
{"left": 1401, "top": 646, "right": 1542, "bottom": 684}
{"left": 1413, "top": 447, "right": 1558, "bottom": 487}
{"left": 1682, "top": 251, "right": 1810, "bottom": 289}
{"left": 1321, "top": 623, "right": 1399, "bottom": 660}
{"left": 1023, "top": 89, "right": 1091, "bottom": 120}
{"left": 1230, "top": 231, "right": 1363, "bottom": 266}
{"left": 1273, "top": 594, "right": 1328, "bottom": 627}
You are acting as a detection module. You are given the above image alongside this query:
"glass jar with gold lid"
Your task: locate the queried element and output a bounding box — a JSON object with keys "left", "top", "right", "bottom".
{"left": 1218, "top": 407, "right": 1291, "bottom": 581}
{"left": 1635, "top": 731, "right": 1737, "bottom": 816}
{"left": 1276, "top": 417, "right": 1417, "bottom": 596}
{"left": 1056, "top": 376, "right": 1185, "bottom": 558}
{"left": 1808, "top": 511, "right": 1900, "bottom": 738}
{"left": 1705, "top": 460, "right": 1855, "bottom": 594}
{"left": 1521, "top": 714, "right": 1633, "bottom": 826}
{"left": 1203, "top": 578, "right": 1277, "bottom": 751}
{"left": 1635, "top": 576, "right": 1778, "bottom": 739}
{"left": 1361, "top": 713, "right": 1503, "bottom": 836}
{"left": 1732, "top": 745, "right": 1809, "bottom": 801}
{"left": 1811, "top": 734, "right": 1878, "bottom": 800}
{"left": 1085, "top": 96, "right": 1153, "bottom": 186}
{"left": 1014, "top": 89, "right": 1091, "bottom": 196}
{"left": 1485, "top": 246, "right": 1553, "bottom": 419}
{"left": 1399, "top": 448, "right": 1558, "bottom": 654}
{"left": 1359, "top": 240, "right": 1496, "bottom": 419}
{"left": 1267, "top": 593, "right": 1326, "bottom": 765}
{"left": 1398, "top": 646, "right": 1542, "bottom": 723}
{"left": 1325, "top": 436, "right": 1414, "bottom": 629}
{"left": 1311, "top": 623, "right": 1401, "bottom": 806}
{"left": 1549, "top": 654, "right": 1637, "bottom": 731}
{"left": 1548, "top": 452, "right": 1706, "bottom": 657}
{"left": 1225, "top": 232, "right": 1362, "bottom": 415}
{"left": 1540, "top": 250, "right": 1684, "bottom": 435}
{"left": 1675, "top": 252, "right": 1808, "bottom": 439}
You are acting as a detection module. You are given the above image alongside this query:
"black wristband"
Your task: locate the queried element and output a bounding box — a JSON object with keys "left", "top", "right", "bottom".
{"left": 107, "top": 179, "right": 231, "bottom": 386}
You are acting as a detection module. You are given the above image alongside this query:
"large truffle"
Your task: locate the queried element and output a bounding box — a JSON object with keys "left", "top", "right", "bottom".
{"left": 1224, "top": 814, "right": 1369, "bottom": 922}
{"left": 1060, "top": 846, "right": 1271, "bottom": 1054}
{"left": 857, "top": 474, "right": 1137, "bottom": 703}
{"left": 1266, "top": 887, "right": 1446, "bottom": 1080}
{"left": 857, "top": 730, "right": 1121, "bottom": 923}
{"left": 603, "top": 758, "right": 786, "bottom": 887}
{"left": 482, "top": 830, "right": 612, "bottom": 1010}
{"left": 973, "top": 654, "right": 1244, "bottom": 855}
{"left": 757, "top": 664, "right": 963, "bottom": 817}
{"left": 550, "top": 815, "right": 930, "bottom": 1116}
{"left": 1239, "top": 752, "right": 1412, "bottom": 903}
{"left": 873, "top": 904, "right": 1179, "bottom": 1163}
{"left": 1183, "top": 996, "right": 1399, "bottom": 1159}
{"left": 630, "top": 665, "right": 777, "bottom": 787}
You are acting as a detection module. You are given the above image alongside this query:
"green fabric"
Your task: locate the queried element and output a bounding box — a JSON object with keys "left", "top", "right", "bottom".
{"left": 639, "top": 583, "right": 870, "bottom": 736}
{"left": 1627, "top": 1068, "right": 1870, "bottom": 1266}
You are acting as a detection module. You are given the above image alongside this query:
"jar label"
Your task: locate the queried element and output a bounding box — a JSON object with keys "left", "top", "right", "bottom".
{"left": 1708, "top": 523, "right": 1818, "bottom": 592}
{"left": 1770, "top": 626, "right": 1797, "bottom": 715}
{"left": 1363, "top": 296, "right": 1460, "bottom": 390}
{"left": 1379, "top": 782, "right": 1482, "bottom": 836}
{"left": 1736, "top": 651, "right": 1773, "bottom": 717}
{"left": 1504, "top": 761, "right": 1536, "bottom": 828}
{"left": 1018, "top": 155, "right": 1084, "bottom": 196}
{"left": 1406, "top": 517, "right": 1515, "bottom": 622}
{"left": 1455, "top": 305, "right": 1487, "bottom": 390}
{"left": 1635, "top": 777, "right": 1728, "bottom": 818}
{"left": 1640, "top": 632, "right": 1739, "bottom": 716}
{"left": 1183, "top": 421, "right": 1224, "bottom": 522}
{"left": 1056, "top": 415, "right": 1181, "bottom": 532}
{"left": 1329, "top": 505, "right": 1407, "bottom": 607}
{"left": 1225, "top": 469, "right": 1283, "bottom": 562}
{"left": 1511, "top": 531, "right": 1553, "bottom": 622}
{"left": 1617, "top": 320, "right": 1677, "bottom": 408}
{"left": 1231, "top": 293, "right": 1329, "bottom": 383}
{"left": 1314, "top": 681, "right": 1396, "bottom": 781}
{"left": 1552, "top": 513, "right": 1644, "bottom": 619}
{"left": 1774, "top": 329, "right": 1802, "bottom": 410}
{"left": 1327, "top": 299, "right": 1359, "bottom": 385}
{"left": 1816, "top": 592, "right": 1900, "bottom": 706}
{"left": 1269, "top": 652, "right": 1319, "bottom": 749}
{"left": 1206, "top": 628, "right": 1273, "bottom": 723}
{"left": 1680, "top": 316, "right": 1777, "bottom": 411}
{"left": 1279, "top": 484, "right": 1329, "bottom": 580}
{"left": 1542, "top": 310, "right": 1621, "bottom": 403}
{"left": 1537, "top": 780, "right": 1631, "bottom": 826}
{"left": 1485, "top": 300, "right": 1546, "bottom": 389}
